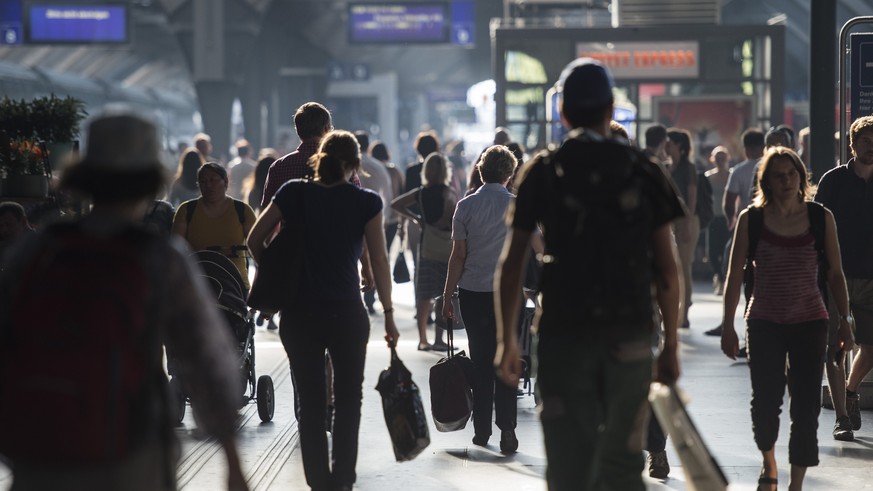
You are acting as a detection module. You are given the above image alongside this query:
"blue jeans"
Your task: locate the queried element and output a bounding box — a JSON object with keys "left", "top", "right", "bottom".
{"left": 538, "top": 331, "right": 652, "bottom": 491}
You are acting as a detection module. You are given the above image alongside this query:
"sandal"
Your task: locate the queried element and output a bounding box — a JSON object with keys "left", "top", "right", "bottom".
{"left": 757, "top": 475, "right": 777, "bottom": 491}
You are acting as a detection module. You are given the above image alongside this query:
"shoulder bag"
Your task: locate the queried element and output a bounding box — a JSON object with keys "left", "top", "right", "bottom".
{"left": 246, "top": 184, "right": 306, "bottom": 314}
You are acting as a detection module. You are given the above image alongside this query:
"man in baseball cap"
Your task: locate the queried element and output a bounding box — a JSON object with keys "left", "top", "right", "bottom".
{"left": 495, "top": 58, "right": 685, "bottom": 490}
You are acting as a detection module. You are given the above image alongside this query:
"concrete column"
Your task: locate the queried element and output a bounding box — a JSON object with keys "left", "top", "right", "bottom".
{"left": 195, "top": 81, "right": 236, "bottom": 162}
{"left": 809, "top": 0, "right": 836, "bottom": 179}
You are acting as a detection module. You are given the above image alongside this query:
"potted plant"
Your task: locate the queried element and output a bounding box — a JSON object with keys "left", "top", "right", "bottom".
{"left": 0, "top": 95, "right": 86, "bottom": 197}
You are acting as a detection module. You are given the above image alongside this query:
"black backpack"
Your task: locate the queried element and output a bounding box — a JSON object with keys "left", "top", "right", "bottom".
{"left": 696, "top": 172, "right": 714, "bottom": 229}
{"left": 743, "top": 202, "right": 828, "bottom": 310}
{"left": 540, "top": 132, "right": 657, "bottom": 328}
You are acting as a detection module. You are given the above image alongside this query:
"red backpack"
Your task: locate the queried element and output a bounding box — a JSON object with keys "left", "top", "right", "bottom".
{"left": 0, "top": 222, "right": 165, "bottom": 465}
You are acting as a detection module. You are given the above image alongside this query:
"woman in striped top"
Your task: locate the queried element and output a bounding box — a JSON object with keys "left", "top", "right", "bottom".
{"left": 720, "top": 147, "right": 855, "bottom": 491}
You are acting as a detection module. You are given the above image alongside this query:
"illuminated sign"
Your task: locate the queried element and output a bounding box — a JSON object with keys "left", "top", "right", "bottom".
{"left": 576, "top": 41, "right": 699, "bottom": 79}
{"left": 348, "top": 1, "right": 474, "bottom": 46}
{"left": 0, "top": 0, "right": 23, "bottom": 45}
{"left": 29, "top": 4, "right": 127, "bottom": 43}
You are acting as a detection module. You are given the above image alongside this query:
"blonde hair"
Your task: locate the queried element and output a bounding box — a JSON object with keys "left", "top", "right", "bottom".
{"left": 752, "top": 146, "right": 815, "bottom": 208}
{"left": 421, "top": 152, "right": 450, "bottom": 186}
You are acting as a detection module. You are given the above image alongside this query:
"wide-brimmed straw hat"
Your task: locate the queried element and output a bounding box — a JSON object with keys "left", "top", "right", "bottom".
{"left": 73, "top": 112, "right": 163, "bottom": 173}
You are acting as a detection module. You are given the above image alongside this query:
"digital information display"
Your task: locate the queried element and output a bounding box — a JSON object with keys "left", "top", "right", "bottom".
{"left": 29, "top": 4, "right": 127, "bottom": 43}
{"left": 851, "top": 33, "right": 873, "bottom": 122}
{"left": 349, "top": 1, "right": 474, "bottom": 46}
{"left": 0, "top": 0, "right": 23, "bottom": 45}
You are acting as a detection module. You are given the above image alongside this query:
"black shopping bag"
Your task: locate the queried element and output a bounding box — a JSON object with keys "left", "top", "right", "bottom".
{"left": 429, "top": 327, "right": 474, "bottom": 432}
{"left": 393, "top": 251, "right": 410, "bottom": 284}
{"left": 375, "top": 346, "right": 430, "bottom": 462}
{"left": 649, "top": 383, "right": 728, "bottom": 491}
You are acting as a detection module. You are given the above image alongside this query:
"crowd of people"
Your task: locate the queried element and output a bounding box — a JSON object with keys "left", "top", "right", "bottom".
{"left": 2, "top": 54, "right": 873, "bottom": 491}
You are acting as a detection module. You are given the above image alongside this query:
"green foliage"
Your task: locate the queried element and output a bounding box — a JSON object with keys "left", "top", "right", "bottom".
{"left": 0, "top": 95, "right": 87, "bottom": 175}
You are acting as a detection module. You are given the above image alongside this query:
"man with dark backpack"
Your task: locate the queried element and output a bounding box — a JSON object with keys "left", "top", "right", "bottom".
{"left": 0, "top": 113, "right": 248, "bottom": 491}
{"left": 495, "top": 58, "right": 685, "bottom": 491}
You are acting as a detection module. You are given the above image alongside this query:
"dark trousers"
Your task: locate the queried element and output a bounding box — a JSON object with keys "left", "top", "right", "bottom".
{"left": 279, "top": 303, "right": 370, "bottom": 490}
{"left": 364, "top": 223, "right": 399, "bottom": 309}
{"left": 458, "top": 288, "right": 517, "bottom": 436}
{"left": 646, "top": 408, "right": 667, "bottom": 452}
{"left": 747, "top": 318, "right": 827, "bottom": 467}
{"left": 708, "top": 216, "right": 730, "bottom": 282}
{"left": 537, "top": 331, "right": 652, "bottom": 491}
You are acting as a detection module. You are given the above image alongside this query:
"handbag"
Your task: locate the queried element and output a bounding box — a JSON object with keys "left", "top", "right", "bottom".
{"left": 246, "top": 185, "right": 306, "bottom": 314}
{"left": 393, "top": 248, "right": 410, "bottom": 284}
{"left": 375, "top": 346, "right": 430, "bottom": 462}
{"left": 434, "top": 292, "right": 465, "bottom": 330}
{"left": 417, "top": 189, "right": 453, "bottom": 262}
{"left": 428, "top": 328, "right": 474, "bottom": 432}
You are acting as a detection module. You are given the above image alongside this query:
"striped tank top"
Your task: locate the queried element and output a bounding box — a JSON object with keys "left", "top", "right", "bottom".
{"left": 745, "top": 226, "right": 828, "bottom": 324}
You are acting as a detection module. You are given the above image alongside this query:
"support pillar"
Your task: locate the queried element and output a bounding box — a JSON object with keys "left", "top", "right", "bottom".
{"left": 809, "top": 0, "right": 836, "bottom": 179}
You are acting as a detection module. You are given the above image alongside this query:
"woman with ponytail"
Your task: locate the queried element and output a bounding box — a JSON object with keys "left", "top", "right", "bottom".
{"left": 247, "top": 130, "right": 399, "bottom": 491}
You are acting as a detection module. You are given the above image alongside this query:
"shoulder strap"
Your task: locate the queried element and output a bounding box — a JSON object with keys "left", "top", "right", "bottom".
{"left": 806, "top": 201, "right": 826, "bottom": 253}
{"left": 232, "top": 199, "right": 246, "bottom": 227}
{"left": 185, "top": 199, "right": 197, "bottom": 225}
{"left": 746, "top": 206, "right": 764, "bottom": 260}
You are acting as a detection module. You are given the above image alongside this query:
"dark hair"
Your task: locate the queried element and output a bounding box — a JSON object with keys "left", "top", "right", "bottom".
{"left": 294, "top": 102, "right": 332, "bottom": 140}
{"left": 667, "top": 128, "right": 693, "bottom": 160}
{"left": 255, "top": 157, "right": 273, "bottom": 191}
{"left": 753, "top": 146, "right": 813, "bottom": 207}
{"left": 477, "top": 145, "right": 517, "bottom": 184}
{"left": 765, "top": 125, "right": 795, "bottom": 149}
{"left": 561, "top": 103, "right": 612, "bottom": 129}
{"left": 414, "top": 131, "right": 439, "bottom": 159}
{"left": 0, "top": 201, "right": 26, "bottom": 221}
{"left": 176, "top": 148, "right": 203, "bottom": 188}
{"left": 370, "top": 141, "right": 390, "bottom": 162}
{"left": 354, "top": 131, "right": 370, "bottom": 152}
{"left": 506, "top": 142, "right": 525, "bottom": 164}
{"left": 645, "top": 125, "right": 667, "bottom": 148}
{"left": 742, "top": 128, "right": 765, "bottom": 149}
{"left": 850, "top": 116, "right": 873, "bottom": 149}
{"left": 61, "top": 166, "right": 166, "bottom": 205}
{"left": 310, "top": 130, "right": 361, "bottom": 184}
{"left": 197, "top": 162, "right": 228, "bottom": 185}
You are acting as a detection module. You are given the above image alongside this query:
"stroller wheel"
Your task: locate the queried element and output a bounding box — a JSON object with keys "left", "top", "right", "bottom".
{"left": 257, "top": 375, "right": 275, "bottom": 422}
{"left": 169, "top": 377, "right": 186, "bottom": 424}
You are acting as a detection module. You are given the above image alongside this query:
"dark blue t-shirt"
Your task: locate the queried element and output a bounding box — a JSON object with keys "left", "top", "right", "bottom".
{"left": 273, "top": 180, "right": 382, "bottom": 305}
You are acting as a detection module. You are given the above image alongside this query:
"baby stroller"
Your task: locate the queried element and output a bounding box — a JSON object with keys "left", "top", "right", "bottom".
{"left": 167, "top": 250, "right": 275, "bottom": 423}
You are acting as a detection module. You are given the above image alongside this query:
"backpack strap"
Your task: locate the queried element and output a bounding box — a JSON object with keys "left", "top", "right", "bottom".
{"left": 807, "top": 201, "right": 830, "bottom": 307}
{"left": 184, "top": 198, "right": 197, "bottom": 226}
{"left": 743, "top": 206, "right": 764, "bottom": 304}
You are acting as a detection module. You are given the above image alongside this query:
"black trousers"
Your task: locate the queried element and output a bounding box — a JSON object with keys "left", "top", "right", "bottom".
{"left": 708, "top": 216, "right": 730, "bottom": 282}
{"left": 279, "top": 303, "right": 370, "bottom": 490}
{"left": 747, "top": 318, "right": 827, "bottom": 467}
{"left": 458, "top": 288, "right": 517, "bottom": 437}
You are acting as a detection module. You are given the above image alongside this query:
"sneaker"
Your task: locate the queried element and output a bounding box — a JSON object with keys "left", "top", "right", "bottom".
{"left": 847, "top": 390, "right": 862, "bottom": 431}
{"left": 834, "top": 415, "right": 855, "bottom": 441}
{"left": 705, "top": 325, "right": 723, "bottom": 336}
{"left": 647, "top": 450, "right": 670, "bottom": 479}
{"left": 500, "top": 429, "right": 518, "bottom": 454}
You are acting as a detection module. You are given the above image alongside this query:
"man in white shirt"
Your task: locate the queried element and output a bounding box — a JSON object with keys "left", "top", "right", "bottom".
{"left": 355, "top": 131, "right": 394, "bottom": 313}
{"left": 227, "top": 139, "right": 256, "bottom": 200}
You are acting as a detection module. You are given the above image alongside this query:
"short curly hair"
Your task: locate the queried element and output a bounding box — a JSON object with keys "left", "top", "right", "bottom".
{"left": 477, "top": 145, "right": 517, "bottom": 184}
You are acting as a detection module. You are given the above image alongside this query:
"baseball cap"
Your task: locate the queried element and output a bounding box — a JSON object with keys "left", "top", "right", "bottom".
{"left": 556, "top": 57, "right": 615, "bottom": 109}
